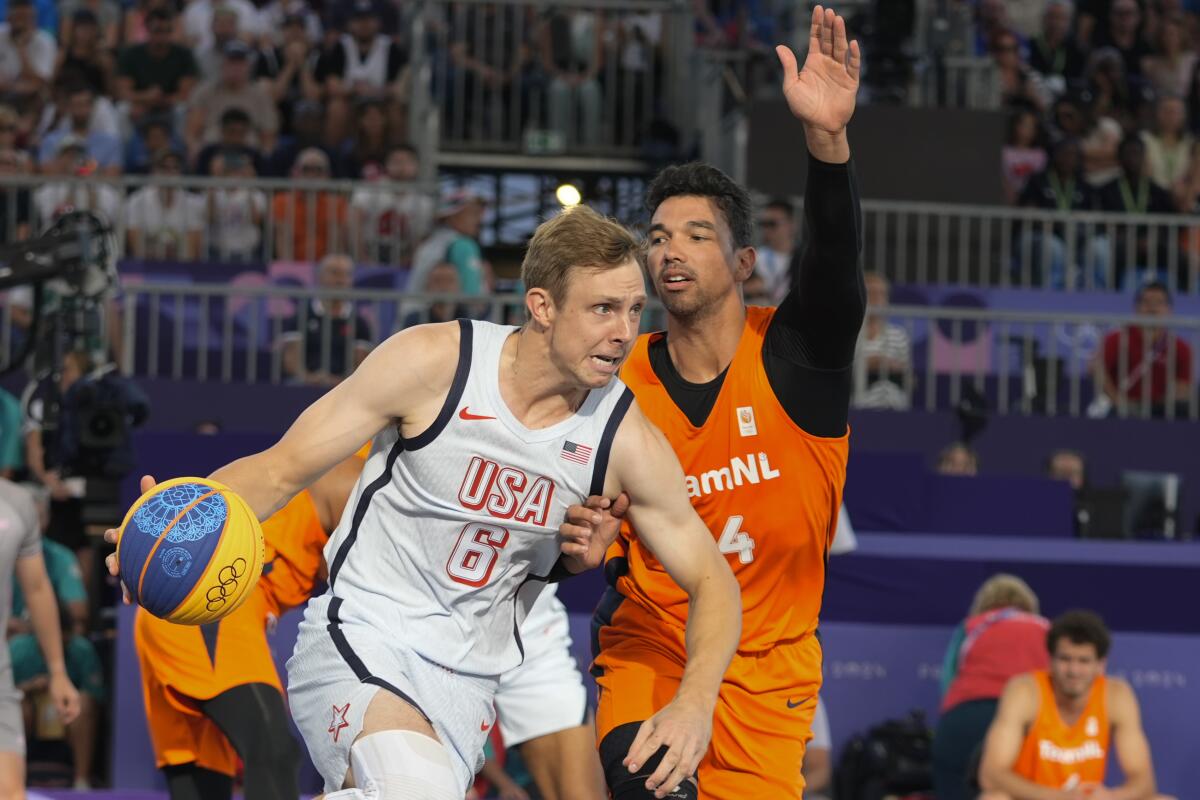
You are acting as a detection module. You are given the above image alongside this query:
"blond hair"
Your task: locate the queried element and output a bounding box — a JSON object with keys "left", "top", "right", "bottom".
{"left": 970, "top": 573, "right": 1039, "bottom": 615}
{"left": 521, "top": 205, "right": 640, "bottom": 305}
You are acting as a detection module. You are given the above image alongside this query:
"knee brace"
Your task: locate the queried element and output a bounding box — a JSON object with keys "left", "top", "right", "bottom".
{"left": 341, "top": 730, "right": 461, "bottom": 800}
{"left": 599, "top": 722, "right": 698, "bottom": 800}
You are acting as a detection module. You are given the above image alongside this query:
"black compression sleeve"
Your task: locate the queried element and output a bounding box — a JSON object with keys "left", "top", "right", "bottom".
{"left": 763, "top": 153, "right": 865, "bottom": 437}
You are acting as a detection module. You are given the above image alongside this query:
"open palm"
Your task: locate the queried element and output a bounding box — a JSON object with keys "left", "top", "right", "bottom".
{"left": 776, "top": 5, "right": 861, "bottom": 133}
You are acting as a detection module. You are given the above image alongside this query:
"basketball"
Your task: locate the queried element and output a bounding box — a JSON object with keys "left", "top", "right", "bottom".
{"left": 116, "top": 477, "right": 264, "bottom": 626}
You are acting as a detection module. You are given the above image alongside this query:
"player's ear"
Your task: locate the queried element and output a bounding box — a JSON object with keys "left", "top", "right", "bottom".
{"left": 525, "top": 286, "right": 554, "bottom": 330}
{"left": 734, "top": 245, "right": 756, "bottom": 283}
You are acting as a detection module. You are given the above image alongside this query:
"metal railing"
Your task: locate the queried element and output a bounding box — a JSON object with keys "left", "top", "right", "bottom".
{"left": 412, "top": 0, "right": 694, "bottom": 160}
{"left": 812, "top": 201, "right": 1200, "bottom": 294}
{"left": 908, "top": 55, "right": 1000, "bottom": 110}
{"left": 0, "top": 174, "right": 438, "bottom": 268}
{"left": 0, "top": 278, "right": 1191, "bottom": 422}
{"left": 854, "top": 304, "right": 1200, "bottom": 421}
{"left": 8, "top": 175, "right": 1200, "bottom": 295}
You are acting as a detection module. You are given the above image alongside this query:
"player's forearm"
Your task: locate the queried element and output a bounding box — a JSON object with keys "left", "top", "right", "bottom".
{"left": 982, "top": 768, "right": 1068, "bottom": 800}
{"left": 209, "top": 453, "right": 298, "bottom": 522}
{"left": 676, "top": 566, "right": 741, "bottom": 707}
{"left": 24, "top": 582, "right": 68, "bottom": 677}
{"left": 1109, "top": 774, "right": 1157, "bottom": 800}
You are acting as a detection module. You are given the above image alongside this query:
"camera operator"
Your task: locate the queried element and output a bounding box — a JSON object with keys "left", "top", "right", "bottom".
{"left": 23, "top": 350, "right": 148, "bottom": 586}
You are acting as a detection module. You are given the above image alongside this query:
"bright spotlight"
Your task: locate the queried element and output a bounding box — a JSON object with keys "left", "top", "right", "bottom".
{"left": 556, "top": 183, "right": 582, "bottom": 207}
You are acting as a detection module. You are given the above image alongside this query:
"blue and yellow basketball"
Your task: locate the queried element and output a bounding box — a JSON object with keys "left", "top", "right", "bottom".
{"left": 116, "top": 477, "right": 264, "bottom": 625}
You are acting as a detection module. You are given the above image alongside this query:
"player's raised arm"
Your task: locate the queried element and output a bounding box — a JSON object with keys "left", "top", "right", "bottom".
{"left": 603, "top": 405, "right": 741, "bottom": 798}
{"left": 209, "top": 322, "right": 461, "bottom": 520}
{"left": 979, "top": 676, "right": 1062, "bottom": 800}
{"left": 1105, "top": 679, "right": 1158, "bottom": 800}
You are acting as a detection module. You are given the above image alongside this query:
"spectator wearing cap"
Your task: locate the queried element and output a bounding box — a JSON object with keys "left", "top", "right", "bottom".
{"left": 55, "top": 9, "right": 117, "bottom": 98}
{"left": 58, "top": 0, "right": 121, "bottom": 51}
{"left": 186, "top": 39, "right": 278, "bottom": 159}
{"left": 117, "top": 7, "right": 199, "bottom": 122}
{"left": 181, "top": 0, "right": 262, "bottom": 51}
{"left": 31, "top": 137, "right": 122, "bottom": 230}
{"left": 192, "top": 107, "right": 265, "bottom": 176}
{"left": 125, "top": 147, "right": 206, "bottom": 260}
{"left": 195, "top": 4, "right": 243, "bottom": 83}
{"left": 315, "top": 0, "right": 407, "bottom": 144}
{"left": 265, "top": 98, "right": 337, "bottom": 177}
{"left": 37, "top": 84, "right": 121, "bottom": 175}
{"left": 206, "top": 147, "right": 266, "bottom": 262}
{"left": 122, "top": 0, "right": 180, "bottom": 46}
{"left": 259, "top": 0, "right": 322, "bottom": 47}
{"left": 271, "top": 147, "right": 348, "bottom": 261}
{"left": 1016, "top": 137, "right": 1111, "bottom": 289}
{"left": 0, "top": 0, "right": 57, "bottom": 98}
{"left": 351, "top": 143, "right": 434, "bottom": 266}
{"left": 410, "top": 188, "right": 486, "bottom": 298}
{"left": 254, "top": 7, "right": 322, "bottom": 138}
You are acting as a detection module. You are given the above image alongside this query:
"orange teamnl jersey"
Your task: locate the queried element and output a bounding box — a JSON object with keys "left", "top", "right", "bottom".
{"left": 1014, "top": 671, "right": 1110, "bottom": 790}
{"left": 609, "top": 306, "right": 849, "bottom": 652}
{"left": 258, "top": 489, "right": 331, "bottom": 615}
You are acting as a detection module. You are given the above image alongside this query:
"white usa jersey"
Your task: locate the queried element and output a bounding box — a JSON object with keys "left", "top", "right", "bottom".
{"left": 322, "top": 319, "right": 633, "bottom": 676}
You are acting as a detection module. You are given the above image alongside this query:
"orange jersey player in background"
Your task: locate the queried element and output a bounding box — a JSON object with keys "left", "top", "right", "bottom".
{"left": 133, "top": 454, "right": 364, "bottom": 800}
{"left": 564, "top": 7, "right": 864, "bottom": 798}
{"left": 979, "top": 611, "right": 1175, "bottom": 800}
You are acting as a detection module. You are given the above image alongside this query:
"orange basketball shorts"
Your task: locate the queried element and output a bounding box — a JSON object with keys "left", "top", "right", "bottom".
{"left": 134, "top": 584, "right": 282, "bottom": 775}
{"left": 593, "top": 592, "right": 822, "bottom": 799}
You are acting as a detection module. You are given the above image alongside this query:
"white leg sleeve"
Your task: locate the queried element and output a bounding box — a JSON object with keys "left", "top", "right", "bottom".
{"left": 349, "top": 730, "right": 462, "bottom": 800}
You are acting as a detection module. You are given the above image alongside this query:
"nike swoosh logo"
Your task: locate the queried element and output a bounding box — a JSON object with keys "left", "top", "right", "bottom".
{"left": 787, "top": 696, "right": 812, "bottom": 709}
{"left": 459, "top": 407, "right": 496, "bottom": 421}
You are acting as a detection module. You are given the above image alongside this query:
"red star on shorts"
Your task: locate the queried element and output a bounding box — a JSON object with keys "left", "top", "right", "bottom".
{"left": 328, "top": 703, "right": 351, "bottom": 742}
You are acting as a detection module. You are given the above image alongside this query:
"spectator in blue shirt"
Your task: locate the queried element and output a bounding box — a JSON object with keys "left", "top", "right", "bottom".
{"left": 37, "top": 83, "right": 123, "bottom": 176}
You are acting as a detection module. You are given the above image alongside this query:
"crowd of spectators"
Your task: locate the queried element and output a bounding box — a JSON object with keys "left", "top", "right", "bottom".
{"left": 993, "top": 0, "right": 1200, "bottom": 289}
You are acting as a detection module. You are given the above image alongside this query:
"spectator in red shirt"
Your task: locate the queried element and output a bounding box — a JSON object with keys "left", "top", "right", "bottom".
{"left": 933, "top": 574, "right": 1048, "bottom": 800}
{"left": 1094, "top": 281, "right": 1193, "bottom": 418}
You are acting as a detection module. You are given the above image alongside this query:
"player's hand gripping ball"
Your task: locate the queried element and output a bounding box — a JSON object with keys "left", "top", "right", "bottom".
{"left": 116, "top": 478, "right": 264, "bottom": 625}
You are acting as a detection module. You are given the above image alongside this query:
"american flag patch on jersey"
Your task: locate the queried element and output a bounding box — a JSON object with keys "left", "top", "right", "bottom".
{"left": 561, "top": 440, "right": 593, "bottom": 465}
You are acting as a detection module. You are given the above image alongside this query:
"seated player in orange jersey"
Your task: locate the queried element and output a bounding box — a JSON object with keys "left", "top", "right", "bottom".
{"left": 134, "top": 454, "right": 364, "bottom": 800}
{"left": 979, "top": 610, "right": 1176, "bottom": 800}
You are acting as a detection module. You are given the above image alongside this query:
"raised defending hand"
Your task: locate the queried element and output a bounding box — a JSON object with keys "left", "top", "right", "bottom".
{"left": 104, "top": 474, "right": 157, "bottom": 603}
{"left": 775, "top": 5, "right": 861, "bottom": 135}
{"left": 559, "top": 492, "right": 630, "bottom": 572}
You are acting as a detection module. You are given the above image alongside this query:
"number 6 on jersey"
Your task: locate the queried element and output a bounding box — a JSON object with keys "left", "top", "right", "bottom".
{"left": 447, "top": 522, "right": 509, "bottom": 586}
{"left": 718, "top": 515, "right": 755, "bottom": 564}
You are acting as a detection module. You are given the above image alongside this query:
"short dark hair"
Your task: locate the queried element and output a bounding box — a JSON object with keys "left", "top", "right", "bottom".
{"left": 764, "top": 197, "right": 794, "bottom": 217}
{"left": 1119, "top": 132, "right": 1146, "bottom": 157}
{"left": 1047, "top": 609, "right": 1111, "bottom": 659}
{"left": 145, "top": 7, "right": 174, "bottom": 24}
{"left": 1135, "top": 279, "right": 1171, "bottom": 306}
{"left": 646, "top": 162, "right": 753, "bottom": 249}
{"left": 220, "top": 107, "right": 252, "bottom": 128}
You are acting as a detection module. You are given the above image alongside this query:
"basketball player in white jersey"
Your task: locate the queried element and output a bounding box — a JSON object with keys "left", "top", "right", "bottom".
{"left": 106, "top": 205, "right": 740, "bottom": 800}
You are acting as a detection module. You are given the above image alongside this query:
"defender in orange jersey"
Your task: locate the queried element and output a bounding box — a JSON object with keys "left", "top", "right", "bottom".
{"left": 979, "top": 611, "right": 1175, "bottom": 800}
{"left": 134, "top": 454, "right": 364, "bottom": 800}
{"left": 560, "top": 7, "right": 864, "bottom": 797}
